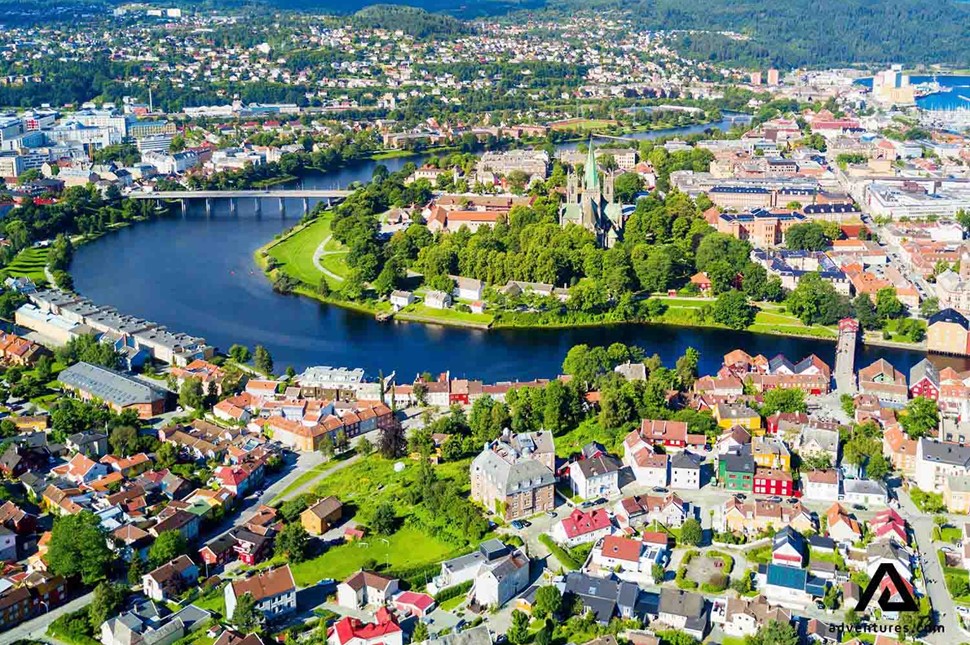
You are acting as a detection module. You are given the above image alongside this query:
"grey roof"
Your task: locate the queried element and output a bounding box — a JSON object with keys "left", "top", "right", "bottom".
{"left": 720, "top": 448, "right": 754, "bottom": 474}
{"left": 424, "top": 625, "right": 492, "bottom": 645}
{"left": 919, "top": 438, "right": 970, "bottom": 467}
{"left": 800, "top": 428, "right": 839, "bottom": 453}
{"left": 575, "top": 455, "right": 620, "bottom": 478}
{"left": 512, "top": 431, "right": 554, "bottom": 456}
{"left": 658, "top": 588, "right": 705, "bottom": 619}
{"left": 910, "top": 358, "right": 940, "bottom": 387}
{"left": 472, "top": 444, "right": 555, "bottom": 495}
{"left": 59, "top": 362, "right": 166, "bottom": 407}
{"left": 670, "top": 452, "right": 701, "bottom": 471}
{"left": 843, "top": 479, "right": 888, "bottom": 497}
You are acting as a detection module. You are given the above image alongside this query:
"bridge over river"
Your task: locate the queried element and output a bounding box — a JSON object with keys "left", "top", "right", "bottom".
{"left": 129, "top": 189, "right": 353, "bottom": 215}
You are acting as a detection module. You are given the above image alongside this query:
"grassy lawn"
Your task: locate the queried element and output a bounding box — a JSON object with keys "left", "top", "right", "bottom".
{"left": 312, "top": 456, "right": 473, "bottom": 516}
{"left": 550, "top": 118, "right": 618, "bottom": 131}
{"left": 268, "top": 216, "right": 344, "bottom": 286}
{"left": 722, "top": 636, "right": 747, "bottom": 645}
{"left": 439, "top": 593, "right": 466, "bottom": 611}
{"left": 0, "top": 246, "right": 49, "bottom": 282}
{"left": 291, "top": 526, "right": 456, "bottom": 586}
{"left": 194, "top": 585, "right": 226, "bottom": 617}
{"left": 396, "top": 303, "right": 493, "bottom": 327}
{"left": 942, "top": 526, "right": 963, "bottom": 543}
{"left": 271, "top": 463, "right": 335, "bottom": 503}
{"left": 554, "top": 418, "right": 623, "bottom": 458}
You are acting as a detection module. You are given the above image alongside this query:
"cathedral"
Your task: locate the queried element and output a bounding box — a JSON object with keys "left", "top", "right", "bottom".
{"left": 560, "top": 142, "right": 625, "bottom": 248}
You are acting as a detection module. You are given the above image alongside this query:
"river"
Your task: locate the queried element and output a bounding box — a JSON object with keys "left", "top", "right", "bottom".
{"left": 69, "top": 117, "right": 970, "bottom": 381}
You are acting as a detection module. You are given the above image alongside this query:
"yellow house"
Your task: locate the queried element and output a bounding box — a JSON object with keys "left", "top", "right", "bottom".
{"left": 714, "top": 403, "right": 762, "bottom": 431}
{"left": 944, "top": 475, "right": 970, "bottom": 513}
{"left": 752, "top": 436, "right": 792, "bottom": 472}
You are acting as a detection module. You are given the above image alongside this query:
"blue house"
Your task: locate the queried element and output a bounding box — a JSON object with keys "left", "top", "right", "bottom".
{"left": 762, "top": 563, "right": 827, "bottom": 610}
{"left": 99, "top": 331, "right": 151, "bottom": 371}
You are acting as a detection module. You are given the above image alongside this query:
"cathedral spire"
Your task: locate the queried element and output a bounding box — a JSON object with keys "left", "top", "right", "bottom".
{"left": 583, "top": 137, "right": 599, "bottom": 192}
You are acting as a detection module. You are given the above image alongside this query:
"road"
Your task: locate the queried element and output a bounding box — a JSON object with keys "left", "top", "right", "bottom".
{"left": 897, "top": 490, "right": 965, "bottom": 645}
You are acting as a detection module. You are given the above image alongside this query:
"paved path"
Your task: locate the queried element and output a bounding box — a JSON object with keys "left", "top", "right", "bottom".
{"left": 312, "top": 235, "right": 347, "bottom": 283}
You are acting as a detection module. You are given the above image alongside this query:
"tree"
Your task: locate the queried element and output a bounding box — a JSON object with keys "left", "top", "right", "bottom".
{"left": 843, "top": 607, "right": 860, "bottom": 628}
{"left": 745, "top": 619, "right": 799, "bottom": 645}
{"left": 89, "top": 582, "right": 127, "bottom": 631}
{"left": 711, "top": 291, "right": 755, "bottom": 330}
{"left": 229, "top": 344, "right": 251, "bottom": 364}
{"left": 785, "top": 222, "right": 830, "bottom": 251}
{"left": 532, "top": 586, "right": 562, "bottom": 620}
{"left": 875, "top": 287, "right": 905, "bottom": 321}
{"left": 900, "top": 396, "right": 940, "bottom": 439}
{"left": 786, "top": 272, "right": 850, "bottom": 326}
{"left": 127, "top": 555, "right": 145, "bottom": 586}
{"left": 254, "top": 345, "right": 273, "bottom": 375}
{"left": 47, "top": 511, "right": 113, "bottom": 585}
{"left": 378, "top": 417, "right": 407, "bottom": 458}
{"left": 179, "top": 378, "right": 205, "bottom": 410}
{"left": 760, "top": 388, "right": 807, "bottom": 416}
{"left": 149, "top": 530, "right": 189, "bottom": 567}
{"left": 319, "top": 433, "right": 335, "bottom": 457}
{"left": 156, "top": 442, "right": 179, "bottom": 469}
{"left": 652, "top": 562, "right": 666, "bottom": 583}
{"left": 371, "top": 502, "right": 397, "bottom": 534}
{"left": 357, "top": 436, "right": 374, "bottom": 456}
{"left": 508, "top": 609, "right": 529, "bottom": 645}
{"left": 852, "top": 293, "right": 878, "bottom": 330}
{"left": 898, "top": 597, "right": 933, "bottom": 640}
{"left": 231, "top": 592, "right": 260, "bottom": 631}
{"left": 680, "top": 518, "right": 702, "bottom": 546}
{"left": 276, "top": 523, "right": 310, "bottom": 563}
{"left": 614, "top": 172, "right": 645, "bottom": 203}
{"left": 109, "top": 425, "right": 139, "bottom": 456}
{"left": 866, "top": 453, "right": 890, "bottom": 480}
{"left": 920, "top": 296, "right": 940, "bottom": 318}
{"left": 412, "top": 621, "right": 429, "bottom": 643}
{"left": 674, "top": 347, "right": 700, "bottom": 389}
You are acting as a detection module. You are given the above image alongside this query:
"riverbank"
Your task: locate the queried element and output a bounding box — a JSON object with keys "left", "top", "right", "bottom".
{"left": 255, "top": 213, "right": 933, "bottom": 351}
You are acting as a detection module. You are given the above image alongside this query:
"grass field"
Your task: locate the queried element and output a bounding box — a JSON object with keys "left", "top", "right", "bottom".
{"left": 0, "top": 246, "right": 49, "bottom": 282}
{"left": 271, "top": 463, "right": 335, "bottom": 503}
{"left": 268, "top": 216, "right": 347, "bottom": 287}
{"left": 291, "top": 526, "right": 456, "bottom": 586}
{"left": 554, "top": 418, "right": 623, "bottom": 458}
{"left": 549, "top": 118, "right": 619, "bottom": 131}
{"left": 396, "top": 303, "right": 493, "bottom": 327}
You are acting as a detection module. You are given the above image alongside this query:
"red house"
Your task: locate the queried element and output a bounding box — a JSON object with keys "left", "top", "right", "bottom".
{"left": 630, "top": 419, "right": 706, "bottom": 451}
{"left": 199, "top": 533, "right": 237, "bottom": 568}
{"left": 909, "top": 358, "right": 940, "bottom": 401}
{"left": 753, "top": 468, "right": 794, "bottom": 497}
{"left": 231, "top": 528, "right": 273, "bottom": 566}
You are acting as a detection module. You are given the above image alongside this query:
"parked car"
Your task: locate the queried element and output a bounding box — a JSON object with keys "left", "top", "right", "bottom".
{"left": 510, "top": 520, "right": 525, "bottom": 530}
{"left": 546, "top": 510, "right": 557, "bottom": 518}
{"left": 767, "top": 496, "right": 782, "bottom": 503}
{"left": 652, "top": 487, "right": 668, "bottom": 493}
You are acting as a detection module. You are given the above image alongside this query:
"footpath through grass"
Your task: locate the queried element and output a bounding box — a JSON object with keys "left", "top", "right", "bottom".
{"left": 267, "top": 215, "right": 345, "bottom": 286}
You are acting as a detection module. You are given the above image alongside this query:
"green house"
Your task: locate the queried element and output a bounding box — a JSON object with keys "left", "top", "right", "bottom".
{"left": 719, "top": 448, "right": 755, "bottom": 491}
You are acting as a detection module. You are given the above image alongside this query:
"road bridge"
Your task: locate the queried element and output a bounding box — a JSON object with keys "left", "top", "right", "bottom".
{"left": 129, "top": 189, "right": 353, "bottom": 216}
